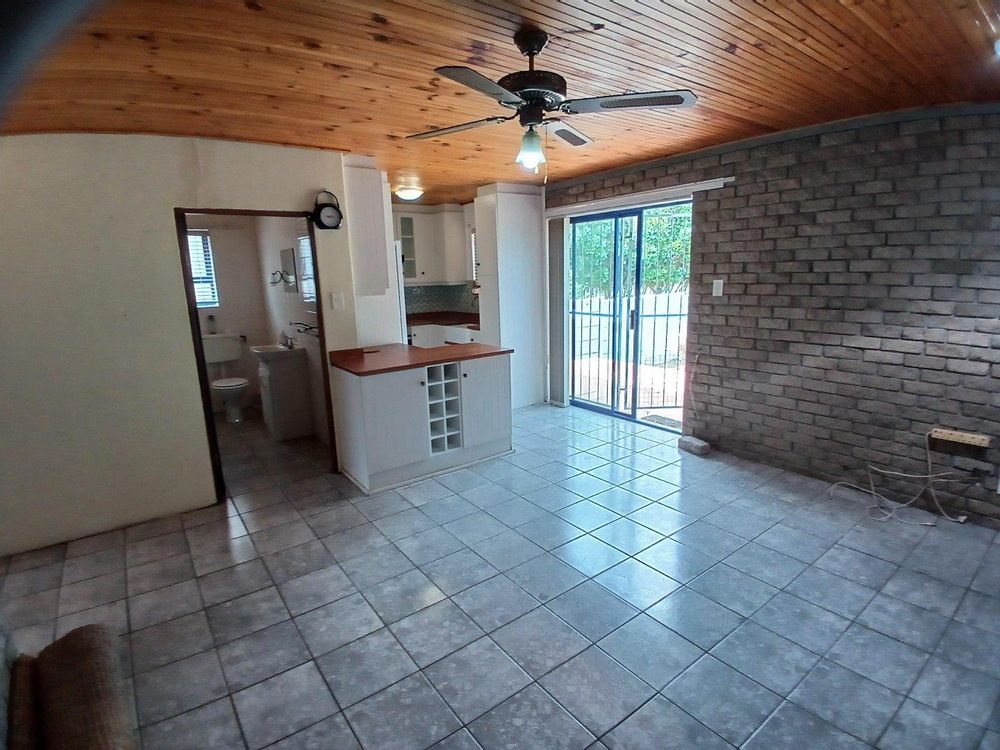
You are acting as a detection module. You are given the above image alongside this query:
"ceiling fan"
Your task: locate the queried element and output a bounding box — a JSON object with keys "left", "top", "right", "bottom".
{"left": 407, "top": 26, "right": 697, "bottom": 171}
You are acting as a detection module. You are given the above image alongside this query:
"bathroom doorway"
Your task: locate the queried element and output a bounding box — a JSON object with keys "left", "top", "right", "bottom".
{"left": 174, "top": 208, "right": 336, "bottom": 503}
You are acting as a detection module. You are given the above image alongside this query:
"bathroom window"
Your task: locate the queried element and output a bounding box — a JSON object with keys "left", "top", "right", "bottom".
{"left": 187, "top": 231, "right": 219, "bottom": 308}
{"left": 297, "top": 235, "right": 316, "bottom": 303}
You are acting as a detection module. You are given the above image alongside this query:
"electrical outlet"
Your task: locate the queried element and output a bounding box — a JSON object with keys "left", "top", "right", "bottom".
{"left": 929, "top": 427, "right": 991, "bottom": 448}
{"left": 712, "top": 279, "right": 724, "bottom": 296}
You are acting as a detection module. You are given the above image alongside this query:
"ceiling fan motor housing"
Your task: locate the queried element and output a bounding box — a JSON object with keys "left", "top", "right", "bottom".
{"left": 497, "top": 70, "right": 567, "bottom": 111}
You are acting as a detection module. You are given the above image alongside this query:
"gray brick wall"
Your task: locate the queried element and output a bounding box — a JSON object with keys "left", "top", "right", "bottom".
{"left": 547, "top": 108, "right": 1000, "bottom": 525}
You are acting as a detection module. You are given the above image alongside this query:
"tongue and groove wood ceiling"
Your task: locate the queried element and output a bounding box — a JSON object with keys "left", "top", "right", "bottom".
{"left": 5, "top": 0, "right": 1000, "bottom": 203}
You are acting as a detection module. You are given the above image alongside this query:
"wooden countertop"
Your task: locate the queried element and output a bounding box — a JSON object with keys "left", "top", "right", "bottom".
{"left": 406, "top": 311, "right": 480, "bottom": 329}
{"left": 328, "top": 343, "right": 512, "bottom": 376}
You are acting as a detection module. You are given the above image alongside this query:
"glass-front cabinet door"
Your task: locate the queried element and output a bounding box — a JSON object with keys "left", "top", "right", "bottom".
{"left": 399, "top": 215, "right": 417, "bottom": 279}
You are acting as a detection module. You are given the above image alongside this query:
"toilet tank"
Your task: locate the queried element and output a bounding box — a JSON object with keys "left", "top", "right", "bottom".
{"left": 202, "top": 333, "right": 243, "bottom": 363}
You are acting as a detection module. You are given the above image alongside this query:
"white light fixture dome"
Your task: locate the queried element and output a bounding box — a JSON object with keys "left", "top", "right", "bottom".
{"left": 515, "top": 126, "right": 546, "bottom": 172}
{"left": 394, "top": 186, "right": 424, "bottom": 201}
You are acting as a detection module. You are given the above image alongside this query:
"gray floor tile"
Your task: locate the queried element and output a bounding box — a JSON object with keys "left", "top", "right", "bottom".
{"left": 390, "top": 599, "right": 484, "bottom": 667}
{"left": 910, "top": 655, "right": 1000, "bottom": 727}
{"left": 547, "top": 580, "right": 639, "bottom": 641}
{"left": 419, "top": 495, "right": 479, "bottom": 525}
{"left": 426, "top": 637, "right": 532, "bottom": 723}
{"left": 552, "top": 535, "right": 627, "bottom": 577}
{"left": 363, "top": 568, "right": 445, "bottom": 623}
{"left": 306, "top": 504, "right": 367, "bottom": 537}
{"left": 560, "top": 474, "right": 615, "bottom": 498}
{"left": 190, "top": 536, "right": 258, "bottom": 578}
{"left": 751, "top": 592, "right": 850, "bottom": 654}
{"left": 443, "top": 511, "right": 509, "bottom": 545}
{"left": 669, "top": 520, "right": 746, "bottom": 560}
{"left": 743, "top": 701, "right": 869, "bottom": 750}
{"left": 857, "top": 592, "right": 950, "bottom": 651}
{"left": 233, "top": 661, "right": 338, "bottom": 749}
{"left": 460, "top": 483, "right": 517, "bottom": 510}
{"left": 268, "top": 713, "right": 360, "bottom": 750}
{"left": 595, "top": 558, "right": 680, "bottom": 609}
{"left": 421, "top": 549, "right": 499, "bottom": 596}
{"left": 937, "top": 621, "right": 1000, "bottom": 679}
{"left": 507, "top": 553, "right": 585, "bottom": 602}
{"left": 722, "top": 542, "right": 806, "bottom": 588}
{"left": 135, "top": 649, "right": 228, "bottom": 726}
{"left": 469, "top": 684, "right": 594, "bottom": 750}
{"left": 589, "top": 488, "right": 653, "bottom": 515}
{"left": 603, "top": 695, "right": 731, "bottom": 750}
{"left": 277, "top": 564, "right": 356, "bottom": 616}
{"left": 262, "top": 539, "right": 335, "bottom": 584}
{"left": 437, "top": 468, "right": 491, "bottom": 494}
{"left": 882, "top": 567, "right": 966, "bottom": 617}
{"left": 828, "top": 622, "right": 929, "bottom": 693}
{"left": 346, "top": 672, "right": 461, "bottom": 750}
{"left": 131, "top": 610, "right": 215, "bottom": 675}
{"left": 126, "top": 531, "right": 188, "bottom": 568}
{"left": 127, "top": 553, "right": 195, "bottom": 597}
{"left": 452, "top": 575, "right": 538, "bottom": 631}
{"left": 353, "top": 490, "right": 412, "bottom": 521}
{"left": 635, "top": 537, "right": 716, "bottom": 583}
{"left": 704, "top": 505, "right": 774, "bottom": 539}
{"left": 471, "top": 530, "right": 544, "bottom": 571}
{"left": 487, "top": 497, "right": 549, "bottom": 527}
{"left": 340, "top": 545, "right": 414, "bottom": 589}
{"left": 373, "top": 508, "right": 438, "bottom": 542}
{"left": 294, "top": 592, "right": 382, "bottom": 657}
{"left": 591, "top": 518, "right": 663, "bottom": 555}
{"left": 516, "top": 515, "right": 586, "bottom": 550}
{"left": 140, "top": 698, "right": 245, "bottom": 750}
{"left": 755, "top": 523, "right": 832, "bottom": 563}
{"left": 251, "top": 521, "right": 317, "bottom": 556}
{"left": 317, "top": 627, "right": 417, "bottom": 708}
{"left": 217, "top": 619, "right": 310, "bottom": 692}
{"left": 955, "top": 590, "right": 1000, "bottom": 636}
{"left": 598, "top": 613, "right": 702, "bottom": 689}
{"left": 555, "top": 500, "right": 620, "bottom": 532}
{"left": 206, "top": 586, "right": 288, "bottom": 644}
{"left": 492, "top": 607, "right": 589, "bottom": 678}
{"left": 664, "top": 654, "right": 781, "bottom": 746}
{"left": 128, "top": 578, "right": 202, "bottom": 631}
{"left": 789, "top": 660, "right": 903, "bottom": 744}
{"left": 816, "top": 544, "right": 898, "bottom": 589}
{"left": 711, "top": 621, "right": 819, "bottom": 696}
{"left": 647, "top": 587, "right": 744, "bottom": 649}
{"left": 56, "top": 598, "right": 127, "bottom": 637}
{"left": 541, "top": 646, "right": 654, "bottom": 736}
{"left": 321, "top": 522, "right": 391, "bottom": 562}
{"left": 879, "top": 699, "right": 983, "bottom": 750}
{"left": 786, "top": 566, "right": 877, "bottom": 619}
{"left": 198, "top": 559, "right": 272, "bottom": 608}
{"left": 688, "top": 563, "right": 777, "bottom": 617}
{"left": 58, "top": 569, "right": 126, "bottom": 616}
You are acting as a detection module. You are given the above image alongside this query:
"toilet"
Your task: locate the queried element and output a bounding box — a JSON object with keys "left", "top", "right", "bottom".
{"left": 202, "top": 333, "right": 250, "bottom": 423}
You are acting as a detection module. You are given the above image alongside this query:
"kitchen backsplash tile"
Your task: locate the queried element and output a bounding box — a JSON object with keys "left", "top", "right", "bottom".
{"left": 404, "top": 283, "right": 479, "bottom": 314}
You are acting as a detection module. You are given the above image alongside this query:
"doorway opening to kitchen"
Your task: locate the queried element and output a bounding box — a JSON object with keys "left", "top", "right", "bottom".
{"left": 174, "top": 208, "right": 336, "bottom": 502}
{"left": 569, "top": 201, "right": 692, "bottom": 431}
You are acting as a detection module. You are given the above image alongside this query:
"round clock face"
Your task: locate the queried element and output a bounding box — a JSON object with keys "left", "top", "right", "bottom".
{"left": 319, "top": 205, "right": 340, "bottom": 227}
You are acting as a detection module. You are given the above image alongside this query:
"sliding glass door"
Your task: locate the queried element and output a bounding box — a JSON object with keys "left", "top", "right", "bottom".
{"left": 569, "top": 202, "right": 692, "bottom": 429}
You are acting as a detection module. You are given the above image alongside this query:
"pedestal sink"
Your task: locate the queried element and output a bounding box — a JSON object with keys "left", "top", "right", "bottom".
{"left": 250, "top": 344, "right": 311, "bottom": 440}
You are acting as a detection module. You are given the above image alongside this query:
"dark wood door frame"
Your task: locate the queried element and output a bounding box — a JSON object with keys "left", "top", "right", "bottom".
{"left": 173, "top": 207, "right": 339, "bottom": 504}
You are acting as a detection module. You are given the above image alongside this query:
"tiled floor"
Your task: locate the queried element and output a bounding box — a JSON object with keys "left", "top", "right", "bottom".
{"left": 3, "top": 404, "right": 1000, "bottom": 749}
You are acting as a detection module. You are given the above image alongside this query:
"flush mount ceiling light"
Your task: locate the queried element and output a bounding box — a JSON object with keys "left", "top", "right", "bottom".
{"left": 394, "top": 186, "right": 424, "bottom": 201}
{"left": 515, "top": 125, "right": 546, "bottom": 172}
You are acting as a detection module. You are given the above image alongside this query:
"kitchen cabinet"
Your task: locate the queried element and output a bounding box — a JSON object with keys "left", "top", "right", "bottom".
{"left": 328, "top": 344, "right": 512, "bottom": 493}
{"left": 393, "top": 205, "right": 471, "bottom": 285}
{"left": 409, "top": 324, "right": 479, "bottom": 348}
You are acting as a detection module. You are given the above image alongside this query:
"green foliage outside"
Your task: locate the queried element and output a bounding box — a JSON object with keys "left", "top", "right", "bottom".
{"left": 571, "top": 203, "right": 692, "bottom": 298}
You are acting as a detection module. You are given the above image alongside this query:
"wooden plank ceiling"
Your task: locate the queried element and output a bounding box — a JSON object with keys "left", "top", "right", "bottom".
{"left": 5, "top": 0, "right": 1000, "bottom": 203}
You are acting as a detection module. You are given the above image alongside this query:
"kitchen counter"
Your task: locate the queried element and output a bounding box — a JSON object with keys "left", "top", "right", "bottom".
{"left": 328, "top": 343, "right": 512, "bottom": 376}
{"left": 406, "top": 311, "right": 480, "bottom": 330}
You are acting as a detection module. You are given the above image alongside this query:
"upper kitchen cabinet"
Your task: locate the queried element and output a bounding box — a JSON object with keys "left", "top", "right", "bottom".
{"left": 393, "top": 205, "right": 471, "bottom": 285}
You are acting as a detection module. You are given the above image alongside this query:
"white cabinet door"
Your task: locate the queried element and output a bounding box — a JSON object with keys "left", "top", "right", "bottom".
{"left": 362, "top": 369, "right": 430, "bottom": 472}
{"left": 460, "top": 356, "right": 512, "bottom": 449}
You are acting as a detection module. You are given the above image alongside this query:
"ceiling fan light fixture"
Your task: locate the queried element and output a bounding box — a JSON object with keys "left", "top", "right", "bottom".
{"left": 515, "top": 126, "right": 546, "bottom": 172}
{"left": 394, "top": 186, "right": 424, "bottom": 201}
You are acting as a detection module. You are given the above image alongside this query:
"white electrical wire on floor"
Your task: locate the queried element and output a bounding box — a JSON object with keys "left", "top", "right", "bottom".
{"left": 828, "top": 431, "right": 968, "bottom": 526}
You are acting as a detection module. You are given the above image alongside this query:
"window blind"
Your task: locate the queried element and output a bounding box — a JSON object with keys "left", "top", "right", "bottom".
{"left": 187, "top": 231, "right": 220, "bottom": 308}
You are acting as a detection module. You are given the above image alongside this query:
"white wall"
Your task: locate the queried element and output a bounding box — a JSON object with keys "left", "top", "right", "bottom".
{"left": 0, "top": 133, "right": 397, "bottom": 555}
{"left": 256, "top": 215, "right": 328, "bottom": 442}
{"left": 474, "top": 184, "right": 547, "bottom": 408}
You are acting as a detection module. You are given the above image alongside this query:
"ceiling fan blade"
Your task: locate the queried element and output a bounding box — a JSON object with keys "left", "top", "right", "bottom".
{"left": 406, "top": 115, "right": 511, "bottom": 140}
{"left": 542, "top": 119, "right": 593, "bottom": 146}
{"left": 435, "top": 66, "right": 526, "bottom": 107}
{"left": 561, "top": 89, "right": 697, "bottom": 115}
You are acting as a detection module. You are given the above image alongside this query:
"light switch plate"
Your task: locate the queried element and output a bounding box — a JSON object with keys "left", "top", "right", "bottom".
{"left": 712, "top": 279, "right": 724, "bottom": 296}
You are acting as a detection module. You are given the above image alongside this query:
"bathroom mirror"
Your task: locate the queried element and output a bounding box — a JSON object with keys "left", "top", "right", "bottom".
{"left": 280, "top": 247, "right": 298, "bottom": 292}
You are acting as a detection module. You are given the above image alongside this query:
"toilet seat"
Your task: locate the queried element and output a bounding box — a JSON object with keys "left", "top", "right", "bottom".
{"left": 211, "top": 377, "right": 249, "bottom": 390}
